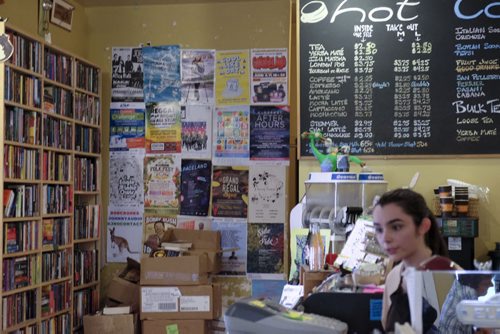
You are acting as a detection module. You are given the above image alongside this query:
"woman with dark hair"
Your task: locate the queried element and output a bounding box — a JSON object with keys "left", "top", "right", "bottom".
{"left": 373, "top": 188, "right": 458, "bottom": 332}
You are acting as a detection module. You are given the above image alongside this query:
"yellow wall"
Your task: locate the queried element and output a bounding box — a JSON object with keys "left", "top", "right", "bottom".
{"left": 1, "top": 0, "right": 90, "bottom": 58}
{"left": 299, "top": 158, "right": 500, "bottom": 260}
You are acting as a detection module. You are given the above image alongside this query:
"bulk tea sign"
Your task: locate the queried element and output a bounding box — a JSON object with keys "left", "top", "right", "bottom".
{"left": 298, "top": 0, "right": 500, "bottom": 157}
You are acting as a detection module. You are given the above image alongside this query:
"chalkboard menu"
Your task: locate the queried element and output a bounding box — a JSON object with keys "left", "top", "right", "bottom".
{"left": 299, "top": 0, "right": 500, "bottom": 157}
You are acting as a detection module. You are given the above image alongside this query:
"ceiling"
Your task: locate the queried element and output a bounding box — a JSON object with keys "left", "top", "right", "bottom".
{"left": 73, "top": 0, "right": 267, "bottom": 7}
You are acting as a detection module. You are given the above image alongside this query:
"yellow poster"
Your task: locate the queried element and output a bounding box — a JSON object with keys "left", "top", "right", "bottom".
{"left": 215, "top": 50, "right": 250, "bottom": 106}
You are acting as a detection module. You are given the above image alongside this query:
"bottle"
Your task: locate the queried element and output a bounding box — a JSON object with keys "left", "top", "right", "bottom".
{"left": 308, "top": 222, "right": 324, "bottom": 271}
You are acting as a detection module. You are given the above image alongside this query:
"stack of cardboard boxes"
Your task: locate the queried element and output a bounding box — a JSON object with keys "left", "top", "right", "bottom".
{"left": 140, "top": 229, "right": 222, "bottom": 334}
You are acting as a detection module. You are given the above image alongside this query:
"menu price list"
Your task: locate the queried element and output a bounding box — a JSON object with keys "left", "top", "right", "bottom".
{"left": 299, "top": 0, "right": 500, "bottom": 156}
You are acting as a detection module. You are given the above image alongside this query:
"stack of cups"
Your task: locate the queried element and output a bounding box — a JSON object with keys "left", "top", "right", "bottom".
{"left": 438, "top": 185, "right": 453, "bottom": 217}
{"left": 454, "top": 186, "right": 469, "bottom": 216}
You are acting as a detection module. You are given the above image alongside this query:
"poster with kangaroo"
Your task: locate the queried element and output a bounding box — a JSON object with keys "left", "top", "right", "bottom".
{"left": 107, "top": 207, "right": 143, "bottom": 262}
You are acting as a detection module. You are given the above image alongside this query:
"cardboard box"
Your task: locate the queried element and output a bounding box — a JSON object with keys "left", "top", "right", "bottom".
{"left": 142, "top": 319, "right": 208, "bottom": 334}
{"left": 83, "top": 313, "right": 139, "bottom": 334}
{"left": 106, "top": 276, "right": 141, "bottom": 312}
{"left": 140, "top": 284, "right": 222, "bottom": 320}
{"left": 300, "top": 265, "right": 333, "bottom": 297}
{"left": 140, "top": 254, "right": 210, "bottom": 286}
{"left": 167, "top": 229, "right": 221, "bottom": 273}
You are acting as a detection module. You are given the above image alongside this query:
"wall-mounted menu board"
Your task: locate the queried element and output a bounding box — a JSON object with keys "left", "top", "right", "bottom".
{"left": 299, "top": 0, "right": 500, "bottom": 157}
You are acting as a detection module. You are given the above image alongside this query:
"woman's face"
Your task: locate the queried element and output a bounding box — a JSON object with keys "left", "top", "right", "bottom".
{"left": 373, "top": 203, "right": 427, "bottom": 266}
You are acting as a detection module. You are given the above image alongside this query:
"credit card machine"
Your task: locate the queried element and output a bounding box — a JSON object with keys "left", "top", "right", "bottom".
{"left": 224, "top": 298, "right": 348, "bottom": 334}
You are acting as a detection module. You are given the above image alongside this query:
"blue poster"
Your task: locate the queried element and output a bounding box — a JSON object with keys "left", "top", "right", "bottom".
{"left": 250, "top": 106, "right": 290, "bottom": 162}
{"left": 142, "top": 45, "right": 181, "bottom": 102}
{"left": 109, "top": 102, "right": 145, "bottom": 151}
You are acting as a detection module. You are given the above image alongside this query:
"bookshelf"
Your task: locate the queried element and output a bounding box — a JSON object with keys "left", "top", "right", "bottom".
{"left": 1, "top": 24, "right": 101, "bottom": 334}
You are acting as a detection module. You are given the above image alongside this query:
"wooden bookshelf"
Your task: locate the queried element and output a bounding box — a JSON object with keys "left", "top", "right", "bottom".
{"left": 1, "top": 24, "right": 102, "bottom": 334}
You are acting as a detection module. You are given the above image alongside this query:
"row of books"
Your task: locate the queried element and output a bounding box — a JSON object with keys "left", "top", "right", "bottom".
{"left": 41, "top": 281, "right": 71, "bottom": 317}
{"left": 44, "top": 50, "right": 72, "bottom": 86}
{"left": 42, "top": 115, "right": 73, "bottom": 150}
{"left": 4, "top": 221, "right": 39, "bottom": 254}
{"left": 42, "top": 218, "right": 71, "bottom": 247}
{"left": 74, "top": 157, "right": 97, "bottom": 192}
{"left": 74, "top": 249, "right": 98, "bottom": 286}
{"left": 42, "top": 184, "right": 71, "bottom": 215}
{"left": 2, "top": 255, "right": 39, "bottom": 291}
{"left": 5, "top": 67, "right": 42, "bottom": 108}
{"left": 43, "top": 85, "right": 73, "bottom": 118}
{"left": 41, "top": 249, "right": 72, "bottom": 282}
{"left": 4, "top": 145, "right": 40, "bottom": 179}
{"left": 75, "top": 125, "right": 101, "bottom": 153}
{"left": 75, "top": 92, "right": 100, "bottom": 125}
{"left": 73, "top": 287, "right": 99, "bottom": 329}
{"left": 76, "top": 61, "right": 99, "bottom": 94}
{"left": 3, "top": 185, "right": 39, "bottom": 218}
{"left": 1, "top": 289, "right": 37, "bottom": 330}
{"left": 4, "top": 106, "right": 40, "bottom": 145}
{"left": 43, "top": 151, "right": 71, "bottom": 182}
{"left": 6, "top": 30, "right": 42, "bottom": 73}
{"left": 74, "top": 204, "right": 100, "bottom": 240}
{"left": 41, "top": 312, "right": 70, "bottom": 334}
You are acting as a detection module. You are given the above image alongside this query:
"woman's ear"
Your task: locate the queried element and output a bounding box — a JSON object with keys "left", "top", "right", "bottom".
{"left": 419, "top": 217, "right": 431, "bottom": 235}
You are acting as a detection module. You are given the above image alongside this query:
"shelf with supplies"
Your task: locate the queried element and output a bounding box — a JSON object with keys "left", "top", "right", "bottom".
{"left": 1, "top": 22, "right": 102, "bottom": 333}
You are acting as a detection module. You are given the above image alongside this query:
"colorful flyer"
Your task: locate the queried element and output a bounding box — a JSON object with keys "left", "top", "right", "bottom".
{"left": 250, "top": 48, "right": 288, "bottom": 105}
{"left": 108, "top": 150, "right": 144, "bottom": 208}
{"left": 142, "top": 45, "right": 180, "bottom": 102}
{"left": 212, "top": 218, "right": 248, "bottom": 276}
{"left": 248, "top": 165, "right": 286, "bottom": 223}
{"left": 110, "top": 102, "right": 145, "bottom": 151}
{"left": 211, "top": 166, "right": 248, "bottom": 218}
{"left": 111, "top": 46, "right": 144, "bottom": 102}
{"left": 181, "top": 105, "right": 212, "bottom": 160}
{"left": 249, "top": 105, "right": 290, "bottom": 163}
{"left": 215, "top": 49, "right": 250, "bottom": 106}
{"left": 142, "top": 215, "right": 177, "bottom": 255}
{"left": 213, "top": 105, "right": 250, "bottom": 166}
{"left": 107, "top": 207, "right": 143, "bottom": 263}
{"left": 180, "top": 159, "right": 212, "bottom": 216}
{"left": 247, "top": 222, "right": 285, "bottom": 279}
{"left": 145, "top": 101, "right": 181, "bottom": 154}
{"left": 144, "top": 155, "right": 181, "bottom": 216}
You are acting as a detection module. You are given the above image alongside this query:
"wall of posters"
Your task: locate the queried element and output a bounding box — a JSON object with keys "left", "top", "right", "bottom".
{"left": 143, "top": 154, "right": 181, "bottom": 216}
{"left": 111, "top": 46, "right": 144, "bottom": 102}
{"left": 145, "top": 101, "right": 181, "bottom": 154}
{"left": 250, "top": 48, "right": 288, "bottom": 106}
{"left": 215, "top": 50, "right": 250, "bottom": 106}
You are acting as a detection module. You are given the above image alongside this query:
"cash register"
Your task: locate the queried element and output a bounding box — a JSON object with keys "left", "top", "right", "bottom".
{"left": 224, "top": 298, "right": 348, "bottom": 334}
